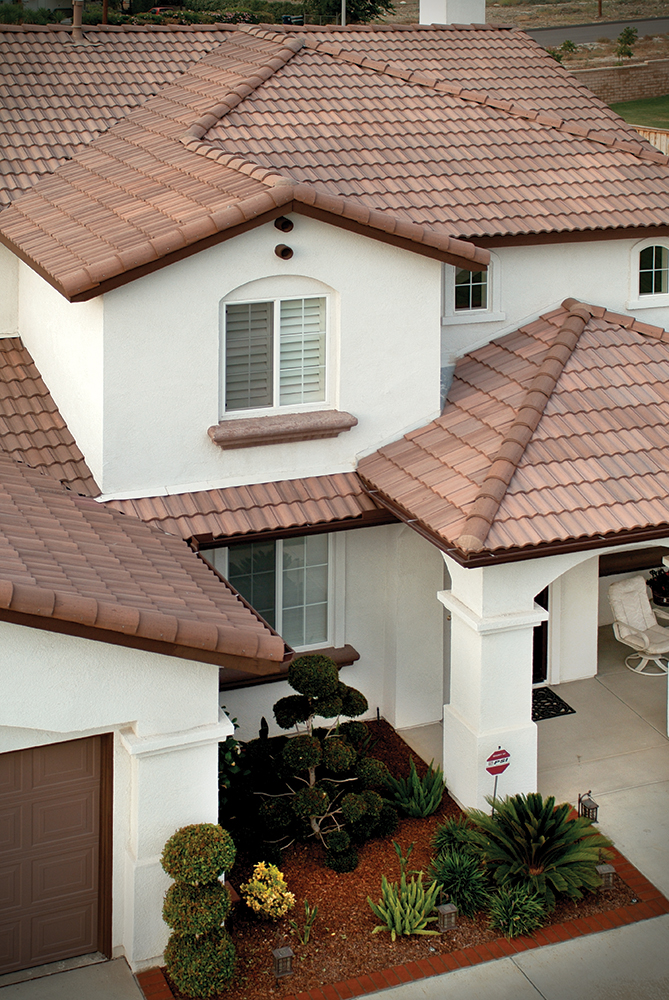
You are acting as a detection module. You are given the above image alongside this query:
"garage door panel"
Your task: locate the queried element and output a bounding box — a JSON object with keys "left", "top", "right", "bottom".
{"left": 0, "top": 805, "right": 23, "bottom": 852}
{"left": 31, "top": 904, "right": 95, "bottom": 964}
{"left": 0, "top": 920, "right": 21, "bottom": 970}
{"left": 0, "top": 754, "right": 21, "bottom": 795}
{"left": 31, "top": 792, "right": 96, "bottom": 847}
{"left": 31, "top": 741, "right": 97, "bottom": 790}
{"left": 0, "top": 863, "right": 22, "bottom": 908}
{"left": 32, "top": 848, "right": 95, "bottom": 903}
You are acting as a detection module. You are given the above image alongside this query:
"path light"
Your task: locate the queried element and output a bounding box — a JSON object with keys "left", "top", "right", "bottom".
{"left": 436, "top": 903, "right": 458, "bottom": 931}
{"left": 578, "top": 790, "right": 599, "bottom": 822}
{"left": 272, "top": 946, "right": 294, "bottom": 979}
{"left": 596, "top": 863, "right": 616, "bottom": 890}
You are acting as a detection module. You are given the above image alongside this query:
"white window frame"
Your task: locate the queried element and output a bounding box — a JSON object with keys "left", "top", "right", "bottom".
{"left": 207, "top": 533, "right": 342, "bottom": 652}
{"left": 627, "top": 238, "right": 669, "bottom": 310}
{"left": 220, "top": 293, "right": 330, "bottom": 418}
{"left": 441, "top": 255, "right": 505, "bottom": 326}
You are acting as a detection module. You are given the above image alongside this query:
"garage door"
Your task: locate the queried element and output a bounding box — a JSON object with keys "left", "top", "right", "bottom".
{"left": 0, "top": 736, "right": 110, "bottom": 975}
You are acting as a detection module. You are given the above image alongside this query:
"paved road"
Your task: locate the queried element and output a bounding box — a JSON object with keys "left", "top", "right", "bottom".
{"left": 528, "top": 16, "right": 669, "bottom": 46}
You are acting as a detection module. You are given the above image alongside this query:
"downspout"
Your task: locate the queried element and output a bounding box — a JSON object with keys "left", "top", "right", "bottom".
{"left": 72, "top": 1, "right": 85, "bottom": 44}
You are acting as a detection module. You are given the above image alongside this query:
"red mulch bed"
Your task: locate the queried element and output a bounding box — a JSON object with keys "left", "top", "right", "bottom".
{"left": 164, "top": 720, "right": 637, "bottom": 1000}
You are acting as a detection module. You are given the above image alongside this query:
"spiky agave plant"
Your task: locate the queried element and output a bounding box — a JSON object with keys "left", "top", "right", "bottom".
{"left": 466, "top": 793, "right": 612, "bottom": 911}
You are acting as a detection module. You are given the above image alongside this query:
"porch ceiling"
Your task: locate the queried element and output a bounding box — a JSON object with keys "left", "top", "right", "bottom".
{"left": 359, "top": 299, "right": 669, "bottom": 564}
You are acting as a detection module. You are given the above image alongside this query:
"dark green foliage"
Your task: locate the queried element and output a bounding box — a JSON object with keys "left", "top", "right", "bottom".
{"left": 325, "top": 847, "right": 359, "bottom": 872}
{"left": 258, "top": 797, "right": 294, "bottom": 830}
{"left": 340, "top": 791, "right": 367, "bottom": 823}
{"left": 313, "top": 693, "right": 344, "bottom": 718}
{"left": 326, "top": 829, "right": 351, "bottom": 853}
{"left": 164, "top": 929, "right": 235, "bottom": 998}
{"left": 338, "top": 721, "right": 369, "bottom": 749}
{"left": 432, "top": 815, "right": 475, "bottom": 857}
{"left": 385, "top": 759, "right": 444, "bottom": 818}
{"left": 339, "top": 683, "right": 368, "bottom": 718}
{"left": 274, "top": 694, "right": 312, "bottom": 730}
{"left": 282, "top": 734, "right": 322, "bottom": 771}
{"left": 488, "top": 885, "right": 546, "bottom": 939}
{"left": 466, "top": 793, "right": 613, "bottom": 911}
{"left": 348, "top": 790, "right": 384, "bottom": 842}
{"left": 376, "top": 803, "right": 400, "bottom": 839}
{"left": 292, "top": 785, "right": 330, "bottom": 818}
{"left": 616, "top": 26, "right": 638, "bottom": 61}
{"left": 288, "top": 654, "right": 339, "bottom": 697}
{"left": 355, "top": 756, "right": 389, "bottom": 788}
{"left": 428, "top": 850, "right": 489, "bottom": 917}
{"left": 368, "top": 842, "right": 439, "bottom": 940}
{"left": 162, "top": 881, "right": 231, "bottom": 935}
{"left": 161, "top": 825, "right": 236, "bottom": 884}
{"left": 322, "top": 737, "right": 357, "bottom": 773}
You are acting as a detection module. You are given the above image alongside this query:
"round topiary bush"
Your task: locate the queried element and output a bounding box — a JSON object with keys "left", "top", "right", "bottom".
{"left": 340, "top": 791, "right": 367, "bottom": 823}
{"left": 282, "top": 734, "right": 323, "bottom": 771}
{"left": 164, "top": 928, "right": 235, "bottom": 997}
{"left": 258, "top": 797, "right": 294, "bottom": 830}
{"left": 161, "top": 824, "right": 236, "bottom": 885}
{"left": 273, "top": 694, "right": 312, "bottom": 730}
{"left": 162, "top": 880, "right": 231, "bottom": 936}
{"left": 376, "top": 802, "right": 400, "bottom": 838}
{"left": 288, "top": 654, "right": 339, "bottom": 697}
{"left": 338, "top": 721, "right": 368, "bottom": 748}
{"left": 292, "top": 785, "right": 330, "bottom": 818}
{"left": 313, "top": 693, "right": 344, "bottom": 719}
{"left": 339, "top": 684, "right": 368, "bottom": 718}
{"left": 322, "top": 737, "right": 357, "bottom": 773}
{"left": 326, "top": 829, "right": 351, "bottom": 853}
{"left": 325, "top": 846, "right": 359, "bottom": 873}
{"left": 355, "top": 756, "right": 389, "bottom": 788}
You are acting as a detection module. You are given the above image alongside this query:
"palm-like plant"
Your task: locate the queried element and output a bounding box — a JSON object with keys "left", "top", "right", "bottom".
{"left": 466, "top": 793, "right": 612, "bottom": 911}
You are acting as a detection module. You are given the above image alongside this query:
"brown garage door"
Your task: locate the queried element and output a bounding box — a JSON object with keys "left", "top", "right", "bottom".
{"left": 0, "top": 735, "right": 111, "bottom": 975}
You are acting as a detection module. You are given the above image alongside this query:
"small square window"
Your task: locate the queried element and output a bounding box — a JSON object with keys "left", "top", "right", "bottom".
{"left": 639, "top": 245, "right": 669, "bottom": 296}
{"left": 455, "top": 269, "right": 487, "bottom": 311}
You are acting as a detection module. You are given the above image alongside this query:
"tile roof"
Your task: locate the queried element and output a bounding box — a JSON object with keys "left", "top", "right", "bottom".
{"left": 358, "top": 300, "right": 669, "bottom": 562}
{"left": 1, "top": 24, "right": 668, "bottom": 299}
{"left": 0, "top": 454, "right": 287, "bottom": 672}
{"left": 0, "top": 337, "right": 99, "bottom": 496}
{"left": 104, "top": 472, "right": 391, "bottom": 541}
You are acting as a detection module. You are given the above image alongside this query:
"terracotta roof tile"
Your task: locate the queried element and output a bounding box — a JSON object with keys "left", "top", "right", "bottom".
{"left": 358, "top": 300, "right": 669, "bottom": 559}
{"left": 0, "top": 455, "right": 286, "bottom": 671}
{"left": 104, "top": 472, "right": 387, "bottom": 541}
{"left": 0, "top": 338, "right": 98, "bottom": 496}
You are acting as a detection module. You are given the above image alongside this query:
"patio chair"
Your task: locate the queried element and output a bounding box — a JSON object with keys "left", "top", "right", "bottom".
{"left": 607, "top": 576, "right": 669, "bottom": 676}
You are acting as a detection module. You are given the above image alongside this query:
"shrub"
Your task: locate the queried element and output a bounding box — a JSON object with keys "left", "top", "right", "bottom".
{"left": 428, "top": 849, "right": 489, "bottom": 917}
{"left": 274, "top": 694, "right": 312, "bottom": 730}
{"left": 240, "top": 861, "right": 295, "bottom": 919}
{"left": 326, "top": 829, "right": 351, "bottom": 853}
{"left": 322, "top": 737, "right": 357, "bottom": 772}
{"left": 355, "top": 756, "right": 389, "bottom": 788}
{"left": 488, "top": 885, "right": 546, "bottom": 939}
{"left": 338, "top": 720, "right": 369, "bottom": 749}
{"left": 292, "top": 785, "right": 330, "bottom": 818}
{"left": 339, "top": 683, "right": 368, "bottom": 717}
{"left": 348, "top": 790, "right": 384, "bottom": 842}
{"left": 325, "top": 846, "right": 359, "bottom": 872}
{"left": 161, "top": 824, "right": 236, "bottom": 884}
{"left": 162, "top": 880, "right": 231, "bottom": 936}
{"left": 164, "top": 928, "right": 235, "bottom": 998}
{"left": 340, "top": 791, "right": 367, "bottom": 823}
{"left": 282, "top": 734, "right": 322, "bottom": 771}
{"left": 466, "top": 793, "right": 613, "bottom": 911}
{"left": 375, "top": 802, "right": 400, "bottom": 839}
{"left": 368, "top": 842, "right": 439, "bottom": 940}
{"left": 258, "top": 797, "right": 294, "bottom": 830}
{"left": 288, "top": 654, "right": 339, "bottom": 697}
{"left": 385, "top": 758, "right": 444, "bottom": 817}
{"left": 431, "top": 815, "right": 475, "bottom": 856}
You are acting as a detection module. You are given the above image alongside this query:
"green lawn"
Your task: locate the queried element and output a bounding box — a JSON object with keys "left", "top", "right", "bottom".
{"left": 610, "top": 95, "right": 669, "bottom": 129}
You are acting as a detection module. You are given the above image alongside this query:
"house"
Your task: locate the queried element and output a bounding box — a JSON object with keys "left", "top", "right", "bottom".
{"left": 1, "top": 0, "right": 669, "bottom": 974}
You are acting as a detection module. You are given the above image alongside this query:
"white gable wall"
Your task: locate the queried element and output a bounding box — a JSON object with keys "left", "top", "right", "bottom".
{"left": 0, "top": 242, "right": 18, "bottom": 337}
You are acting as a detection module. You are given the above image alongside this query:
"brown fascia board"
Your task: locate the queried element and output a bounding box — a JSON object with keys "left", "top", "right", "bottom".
{"left": 190, "top": 507, "right": 398, "bottom": 549}
{"left": 359, "top": 480, "right": 669, "bottom": 570}
{"left": 473, "top": 224, "right": 669, "bottom": 250}
{"left": 0, "top": 606, "right": 289, "bottom": 676}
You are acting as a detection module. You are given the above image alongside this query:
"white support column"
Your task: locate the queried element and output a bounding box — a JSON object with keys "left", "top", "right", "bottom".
{"left": 439, "top": 572, "right": 548, "bottom": 810}
{"left": 420, "top": 0, "right": 486, "bottom": 25}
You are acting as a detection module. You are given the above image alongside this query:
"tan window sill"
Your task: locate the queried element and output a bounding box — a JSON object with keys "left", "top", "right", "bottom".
{"left": 208, "top": 410, "right": 358, "bottom": 450}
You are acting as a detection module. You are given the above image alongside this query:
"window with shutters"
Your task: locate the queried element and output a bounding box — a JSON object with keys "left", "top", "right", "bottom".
{"left": 223, "top": 296, "right": 327, "bottom": 414}
{"left": 208, "top": 534, "right": 331, "bottom": 649}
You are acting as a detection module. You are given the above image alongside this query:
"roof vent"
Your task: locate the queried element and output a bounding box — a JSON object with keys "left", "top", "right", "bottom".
{"left": 71, "top": 0, "right": 85, "bottom": 44}
{"left": 419, "top": 0, "right": 485, "bottom": 24}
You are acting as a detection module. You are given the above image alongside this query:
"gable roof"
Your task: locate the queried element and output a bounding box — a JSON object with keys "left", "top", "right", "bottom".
{"left": 1, "top": 23, "right": 668, "bottom": 300}
{"left": 0, "top": 454, "right": 288, "bottom": 673}
{"left": 358, "top": 300, "right": 669, "bottom": 565}
{"left": 0, "top": 337, "right": 99, "bottom": 496}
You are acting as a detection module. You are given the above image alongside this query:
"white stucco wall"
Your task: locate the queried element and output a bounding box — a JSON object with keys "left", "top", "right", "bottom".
{"left": 550, "top": 556, "right": 599, "bottom": 683}
{"left": 0, "top": 621, "right": 230, "bottom": 970}
{"left": 222, "top": 523, "right": 445, "bottom": 742}
{"left": 442, "top": 238, "right": 669, "bottom": 362}
{"left": 0, "top": 242, "right": 18, "bottom": 337}
{"left": 94, "top": 216, "right": 441, "bottom": 497}
{"left": 18, "top": 263, "right": 104, "bottom": 476}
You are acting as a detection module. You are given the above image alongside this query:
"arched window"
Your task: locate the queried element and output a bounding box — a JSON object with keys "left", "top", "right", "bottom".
{"left": 639, "top": 245, "right": 669, "bottom": 296}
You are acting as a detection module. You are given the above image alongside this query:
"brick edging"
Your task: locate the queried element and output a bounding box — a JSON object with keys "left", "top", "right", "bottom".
{"left": 135, "top": 846, "right": 669, "bottom": 1000}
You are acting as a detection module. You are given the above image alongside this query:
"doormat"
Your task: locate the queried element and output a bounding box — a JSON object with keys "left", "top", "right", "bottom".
{"left": 532, "top": 687, "right": 576, "bottom": 721}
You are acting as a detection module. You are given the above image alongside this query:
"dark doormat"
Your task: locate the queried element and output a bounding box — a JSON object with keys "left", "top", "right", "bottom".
{"left": 532, "top": 687, "right": 576, "bottom": 721}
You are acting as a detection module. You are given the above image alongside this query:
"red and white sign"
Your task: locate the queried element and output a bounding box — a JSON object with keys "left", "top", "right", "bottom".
{"left": 486, "top": 748, "right": 511, "bottom": 776}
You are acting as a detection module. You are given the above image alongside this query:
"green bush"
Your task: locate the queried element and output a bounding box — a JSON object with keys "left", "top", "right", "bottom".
{"left": 292, "top": 785, "right": 330, "bottom": 818}
{"left": 340, "top": 791, "right": 367, "bottom": 823}
{"left": 258, "top": 796, "right": 294, "bottom": 830}
{"left": 325, "top": 846, "right": 359, "bottom": 872}
{"left": 162, "top": 880, "right": 231, "bottom": 935}
{"left": 282, "top": 734, "right": 323, "bottom": 771}
{"left": 466, "top": 793, "right": 613, "bottom": 911}
{"left": 338, "top": 720, "right": 369, "bottom": 749}
{"left": 432, "top": 815, "right": 475, "bottom": 856}
{"left": 326, "top": 829, "right": 351, "bottom": 853}
{"left": 375, "top": 802, "right": 399, "bottom": 839}
{"left": 322, "top": 737, "right": 357, "bottom": 772}
{"left": 355, "top": 756, "right": 389, "bottom": 788}
{"left": 488, "top": 885, "right": 546, "bottom": 938}
{"left": 385, "top": 758, "right": 444, "bottom": 818}
{"left": 428, "top": 849, "right": 489, "bottom": 917}
{"left": 288, "top": 654, "right": 339, "bottom": 697}
{"left": 274, "top": 694, "right": 312, "bottom": 730}
{"left": 164, "top": 928, "right": 235, "bottom": 998}
{"left": 161, "top": 824, "right": 236, "bottom": 884}
{"left": 368, "top": 842, "right": 439, "bottom": 940}
{"left": 339, "top": 683, "right": 368, "bottom": 718}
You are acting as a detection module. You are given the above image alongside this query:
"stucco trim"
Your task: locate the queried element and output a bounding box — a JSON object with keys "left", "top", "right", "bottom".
{"left": 119, "top": 712, "right": 233, "bottom": 758}
{"left": 208, "top": 410, "right": 358, "bottom": 448}
{"left": 438, "top": 590, "right": 549, "bottom": 634}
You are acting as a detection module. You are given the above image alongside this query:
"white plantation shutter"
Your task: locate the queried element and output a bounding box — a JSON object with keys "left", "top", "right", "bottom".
{"left": 225, "top": 302, "right": 273, "bottom": 411}
{"left": 279, "top": 297, "right": 326, "bottom": 406}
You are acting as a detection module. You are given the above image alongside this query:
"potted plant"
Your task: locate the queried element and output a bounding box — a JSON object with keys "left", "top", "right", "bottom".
{"left": 648, "top": 567, "right": 669, "bottom": 607}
